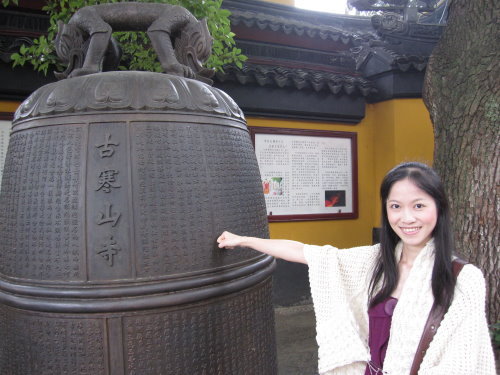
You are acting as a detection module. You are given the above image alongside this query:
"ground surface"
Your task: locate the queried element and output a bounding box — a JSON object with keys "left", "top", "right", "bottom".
{"left": 275, "top": 305, "right": 318, "bottom": 375}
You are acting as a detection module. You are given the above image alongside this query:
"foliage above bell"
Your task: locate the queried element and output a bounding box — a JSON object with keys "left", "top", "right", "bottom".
{"left": 3, "top": 0, "right": 247, "bottom": 77}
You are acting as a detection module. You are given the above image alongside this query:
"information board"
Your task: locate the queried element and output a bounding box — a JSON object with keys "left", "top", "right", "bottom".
{"left": 250, "top": 127, "right": 358, "bottom": 222}
{"left": 0, "top": 113, "right": 12, "bottom": 189}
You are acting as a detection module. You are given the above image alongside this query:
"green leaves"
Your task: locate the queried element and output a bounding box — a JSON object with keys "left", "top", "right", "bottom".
{"left": 3, "top": 0, "right": 246, "bottom": 75}
{"left": 114, "top": 31, "right": 163, "bottom": 72}
{"left": 491, "top": 322, "right": 500, "bottom": 349}
{"left": 11, "top": 35, "right": 61, "bottom": 75}
{"left": 1, "top": 0, "right": 18, "bottom": 7}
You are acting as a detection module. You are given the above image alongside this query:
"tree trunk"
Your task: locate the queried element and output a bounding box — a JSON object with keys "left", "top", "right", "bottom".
{"left": 423, "top": 0, "right": 499, "bottom": 324}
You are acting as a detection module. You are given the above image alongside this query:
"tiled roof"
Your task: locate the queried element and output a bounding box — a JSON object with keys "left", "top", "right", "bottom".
{"left": 216, "top": 63, "right": 376, "bottom": 97}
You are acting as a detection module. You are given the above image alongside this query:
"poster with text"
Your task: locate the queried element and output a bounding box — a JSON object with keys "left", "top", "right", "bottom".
{"left": 251, "top": 127, "right": 358, "bottom": 221}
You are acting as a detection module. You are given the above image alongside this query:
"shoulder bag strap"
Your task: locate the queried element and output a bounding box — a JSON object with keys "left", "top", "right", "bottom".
{"left": 409, "top": 258, "right": 468, "bottom": 375}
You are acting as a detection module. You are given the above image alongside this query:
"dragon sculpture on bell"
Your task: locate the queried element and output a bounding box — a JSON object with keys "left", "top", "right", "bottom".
{"left": 54, "top": 2, "right": 215, "bottom": 84}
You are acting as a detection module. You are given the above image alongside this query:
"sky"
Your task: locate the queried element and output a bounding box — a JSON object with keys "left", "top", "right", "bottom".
{"left": 294, "top": 0, "right": 352, "bottom": 14}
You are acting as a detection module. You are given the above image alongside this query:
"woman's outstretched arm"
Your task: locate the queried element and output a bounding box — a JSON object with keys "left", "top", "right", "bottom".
{"left": 217, "top": 231, "right": 307, "bottom": 264}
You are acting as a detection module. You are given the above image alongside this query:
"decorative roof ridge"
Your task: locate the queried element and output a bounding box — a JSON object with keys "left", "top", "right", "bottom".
{"left": 216, "top": 63, "right": 376, "bottom": 97}
{"left": 229, "top": 9, "right": 376, "bottom": 46}
{"left": 392, "top": 54, "right": 428, "bottom": 71}
{"left": 371, "top": 12, "right": 444, "bottom": 41}
{"left": 0, "top": 8, "right": 49, "bottom": 35}
{"left": 352, "top": 44, "right": 429, "bottom": 73}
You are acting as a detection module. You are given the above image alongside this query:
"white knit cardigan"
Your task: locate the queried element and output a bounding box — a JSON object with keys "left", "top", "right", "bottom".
{"left": 304, "top": 240, "right": 496, "bottom": 375}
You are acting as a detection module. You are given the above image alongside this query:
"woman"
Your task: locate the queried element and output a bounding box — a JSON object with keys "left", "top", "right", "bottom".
{"left": 217, "top": 162, "right": 495, "bottom": 375}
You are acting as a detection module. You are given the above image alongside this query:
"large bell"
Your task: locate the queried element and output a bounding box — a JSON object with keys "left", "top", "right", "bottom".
{"left": 0, "top": 71, "right": 276, "bottom": 374}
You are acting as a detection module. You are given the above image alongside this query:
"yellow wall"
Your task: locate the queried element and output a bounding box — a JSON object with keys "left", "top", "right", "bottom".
{"left": 371, "top": 99, "right": 434, "bottom": 225}
{"left": 248, "top": 98, "right": 434, "bottom": 248}
{"left": 0, "top": 101, "right": 20, "bottom": 114}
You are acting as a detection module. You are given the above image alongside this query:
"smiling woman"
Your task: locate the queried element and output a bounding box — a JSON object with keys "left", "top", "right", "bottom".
{"left": 217, "top": 162, "right": 496, "bottom": 375}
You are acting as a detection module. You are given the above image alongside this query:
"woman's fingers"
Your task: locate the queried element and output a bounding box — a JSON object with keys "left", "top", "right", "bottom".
{"left": 217, "top": 231, "right": 233, "bottom": 248}
{"left": 217, "top": 231, "right": 243, "bottom": 249}
{"left": 216, "top": 232, "right": 225, "bottom": 244}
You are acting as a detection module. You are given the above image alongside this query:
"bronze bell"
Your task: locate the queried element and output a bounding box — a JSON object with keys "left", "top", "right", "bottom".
{"left": 0, "top": 71, "right": 277, "bottom": 374}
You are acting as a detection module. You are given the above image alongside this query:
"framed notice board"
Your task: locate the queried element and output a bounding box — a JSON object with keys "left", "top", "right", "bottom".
{"left": 249, "top": 127, "right": 358, "bottom": 222}
{"left": 0, "top": 113, "right": 13, "bottom": 188}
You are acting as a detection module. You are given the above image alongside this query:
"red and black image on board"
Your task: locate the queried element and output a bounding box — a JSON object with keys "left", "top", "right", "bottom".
{"left": 325, "top": 190, "right": 346, "bottom": 207}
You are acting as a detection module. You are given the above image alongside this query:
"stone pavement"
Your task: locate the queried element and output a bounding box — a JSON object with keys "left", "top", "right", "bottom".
{"left": 275, "top": 304, "right": 318, "bottom": 375}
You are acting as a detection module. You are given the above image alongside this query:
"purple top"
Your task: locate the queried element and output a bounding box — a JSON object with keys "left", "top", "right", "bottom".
{"left": 364, "top": 296, "right": 398, "bottom": 375}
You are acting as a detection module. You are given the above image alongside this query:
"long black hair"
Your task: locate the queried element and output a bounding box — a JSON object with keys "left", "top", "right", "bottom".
{"left": 369, "top": 162, "right": 456, "bottom": 312}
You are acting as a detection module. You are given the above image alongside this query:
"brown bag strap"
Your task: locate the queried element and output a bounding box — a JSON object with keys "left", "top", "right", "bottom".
{"left": 409, "top": 258, "right": 468, "bottom": 375}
